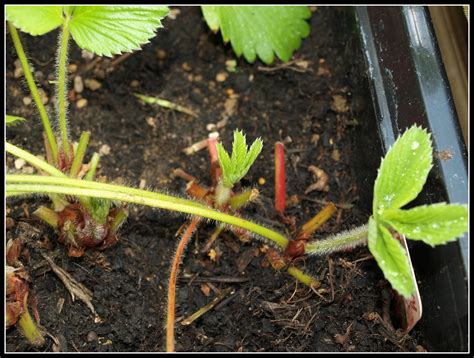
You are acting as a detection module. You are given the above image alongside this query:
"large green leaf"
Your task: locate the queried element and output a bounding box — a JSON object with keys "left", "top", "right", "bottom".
{"left": 6, "top": 6, "right": 64, "bottom": 36}
{"left": 201, "top": 6, "right": 311, "bottom": 64}
{"left": 382, "top": 203, "right": 468, "bottom": 246}
{"left": 368, "top": 217, "right": 415, "bottom": 298}
{"left": 69, "top": 6, "right": 169, "bottom": 57}
{"left": 373, "top": 125, "right": 433, "bottom": 217}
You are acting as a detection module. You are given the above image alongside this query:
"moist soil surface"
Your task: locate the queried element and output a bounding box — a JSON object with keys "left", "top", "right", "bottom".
{"left": 6, "top": 7, "right": 427, "bottom": 352}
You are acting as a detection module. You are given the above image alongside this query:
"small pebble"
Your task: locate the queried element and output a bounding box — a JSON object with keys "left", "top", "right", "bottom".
{"left": 14, "top": 158, "right": 26, "bottom": 170}
{"left": 206, "top": 123, "right": 217, "bottom": 131}
{"left": 181, "top": 62, "right": 191, "bottom": 71}
{"left": 99, "top": 144, "right": 111, "bottom": 156}
{"left": 23, "top": 97, "right": 32, "bottom": 106}
{"left": 68, "top": 63, "right": 78, "bottom": 73}
{"left": 139, "top": 179, "right": 146, "bottom": 189}
{"left": 76, "top": 98, "right": 88, "bottom": 109}
{"left": 38, "top": 88, "right": 49, "bottom": 104}
{"left": 331, "top": 94, "right": 349, "bottom": 113}
{"left": 34, "top": 71, "right": 44, "bottom": 80}
{"left": 146, "top": 116, "right": 157, "bottom": 127}
{"left": 130, "top": 80, "right": 140, "bottom": 88}
{"left": 14, "top": 59, "right": 24, "bottom": 78}
{"left": 84, "top": 79, "right": 101, "bottom": 91}
{"left": 81, "top": 50, "right": 94, "bottom": 60}
{"left": 74, "top": 76, "right": 84, "bottom": 93}
{"left": 331, "top": 149, "right": 341, "bottom": 161}
{"left": 168, "top": 8, "right": 180, "bottom": 20}
{"left": 225, "top": 59, "right": 237, "bottom": 72}
{"left": 14, "top": 67, "right": 24, "bottom": 78}
{"left": 22, "top": 166, "right": 35, "bottom": 174}
{"left": 6, "top": 217, "right": 15, "bottom": 230}
{"left": 216, "top": 71, "right": 228, "bottom": 82}
{"left": 86, "top": 331, "right": 98, "bottom": 342}
{"left": 156, "top": 49, "right": 167, "bottom": 60}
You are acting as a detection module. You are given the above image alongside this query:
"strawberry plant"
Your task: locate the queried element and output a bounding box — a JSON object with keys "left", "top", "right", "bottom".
{"left": 6, "top": 5, "right": 169, "bottom": 257}
{"left": 6, "top": 4, "right": 169, "bottom": 345}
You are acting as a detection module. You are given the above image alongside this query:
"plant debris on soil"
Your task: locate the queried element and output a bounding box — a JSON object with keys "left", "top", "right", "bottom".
{"left": 6, "top": 7, "right": 427, "bottom": 352}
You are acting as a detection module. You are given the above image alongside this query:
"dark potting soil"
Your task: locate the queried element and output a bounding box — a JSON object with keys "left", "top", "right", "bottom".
{"left": 6, "top": 7, "right": 427, "bottom": 352}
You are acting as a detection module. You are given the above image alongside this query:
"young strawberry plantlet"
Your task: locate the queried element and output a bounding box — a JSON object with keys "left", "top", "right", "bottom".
{"left": 6, "top": 5, "right": 169, "bottom": 257}
{"left": 272, "top": 125, "right": 468, "bottom": 303}
{"left": 166, "top": 130, "right": 264, "bottom": 352}
{"left": 6, "top": 125, "right": 468, "bottom": 349}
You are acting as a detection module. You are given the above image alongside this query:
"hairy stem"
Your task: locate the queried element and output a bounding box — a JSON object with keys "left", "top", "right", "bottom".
{"left": 6, "top": 142, "right": 65, "bottom": 177}
{"left": 305, "top": 224, "right": 369, "bottom": 256}
{"left": 57, "top": 15, "right": 72, "bottom": 163}
{"left": 8, "top": 22, "right": 59, "bottom": 165}
{"left": 7, "top": 175, "right": 290, "bottom": 249}
{"left": 69, "top": 131, "right": 90, "bottom": 177}
{"left": 166, "top": 217, "right": 200, "bottom": 352}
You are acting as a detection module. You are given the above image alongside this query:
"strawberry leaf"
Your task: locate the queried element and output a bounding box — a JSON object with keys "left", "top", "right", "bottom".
{"left": 373, "top": 125, "right": 433, "bottom": 217}
{"left": 201, "top": 6, "right": 311, "bottom": 64}
{"left": 6, "top": 115, "right": 27, "bottom": 127}
{"left": 382, "top": 203, "right": 468, "bottom": 246}
{"left": 69, "top": 6, "right": 169, "bottom": 57}
{"left": 368, "top": 216, "right": 415, "bottom": 298}
{"left": 6, "top": 6, "right": 64, "bottom": 36}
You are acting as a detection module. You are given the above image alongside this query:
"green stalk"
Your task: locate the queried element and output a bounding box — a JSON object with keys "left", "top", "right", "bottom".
{"left": 85, "top": 153, "right": 100, "bottom": 181}
{"left": 287, "top": 266, "right": 321, "bottom": 288}
{"left": 8, "top": 22, "right": 58, "bottom": 165}
{"left": 17, "top": 295, "right": 45, "bottom": 347}
{"left": 305, "top": 224, "right": 369, "bottom": 256}
{"left": 33, "top": 206, "right": 59, "bottom": 228}
{"left": 6, "top": 142, "right": 65, "bottom": 177}
{"left": 6, "top": 142, "right": 79, "bottom": 210}
{"left": 214, "top": 182, "right": 232, "bottom": 207}
{"left": 69, "top": 131, "right": 90, "bottom": 177}
{"left": 110, "top": 208, "right": 128, "bottom": 233}
{"left": 56, "top": 14, "right": 72, "bottom": 163}
{"left": 7, "top": 175, "right": 289, "bottom": 249}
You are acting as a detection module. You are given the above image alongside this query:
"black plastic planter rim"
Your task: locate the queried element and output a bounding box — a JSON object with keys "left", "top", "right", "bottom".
{"left": 354, "top": 6, "right": 468, "bottom": 352}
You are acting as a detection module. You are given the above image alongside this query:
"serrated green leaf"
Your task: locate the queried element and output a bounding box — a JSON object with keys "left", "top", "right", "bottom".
{"left": 201, "top": 6, "right": 311, "bottom": 64}
{"left": 6, "top": 115, "right": 27, "bottom": 127}
{"left": 231, "top": 130, "right": 247, "bottom": 169}
{"left": 373, "top": 125, "right": 433, "bottom": 217}
{"left": 69, "top": 6, "right": 169, "bottom": 57}
{"left": 201, "top": 6, "right": 220, "bottom": 32}
{"left": 6, "top": 6, "right": 64, "bottom": 36}
{"left": 216, "top": 130, "right": 263, "bottom": 188}
{"left": 382, "top": 203, "right": 468, "bottom": 246}
{"left": 244, "top": 137, "right": 263, "bottom": 169}
{"left": 368, "top": 216, "right": 415, "bottom": 298}
{"left": 216, "top": 142, "right": 233, "bottom": 187}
